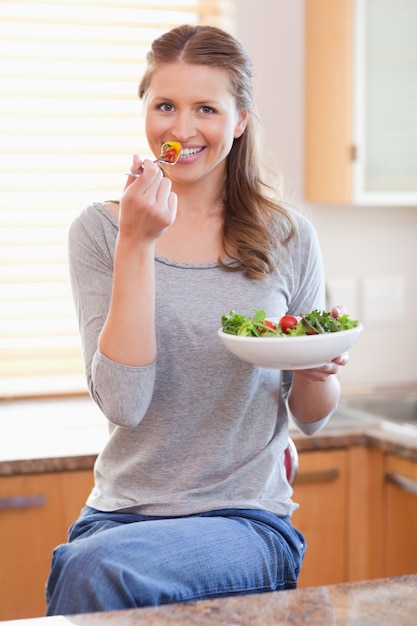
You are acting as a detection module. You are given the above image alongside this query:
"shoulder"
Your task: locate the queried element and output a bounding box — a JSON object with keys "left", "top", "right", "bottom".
{"left": 70, "top": 202, "right": 118, "bottom": 235}
{"left": 285, "top": 205, "right": 316, "bottom": 232}
{"left": 279, "top": 205, "right": 320, "bottom": 249}
{"left": 68, "top": 202, "right": 119, "bottom": 263}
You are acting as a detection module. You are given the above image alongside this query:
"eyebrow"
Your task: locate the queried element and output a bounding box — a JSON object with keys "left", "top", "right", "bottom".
{"left": 150, "top": 96, "right": 226, "bottom": 108}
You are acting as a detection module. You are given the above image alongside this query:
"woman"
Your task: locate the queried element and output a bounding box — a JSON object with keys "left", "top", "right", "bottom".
{"left": 46, "top": 24, "right": 348, "bottom": 615}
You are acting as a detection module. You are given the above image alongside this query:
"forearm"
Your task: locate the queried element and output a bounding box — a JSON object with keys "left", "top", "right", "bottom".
{"left": 98, "top": 236, "right": 156, "bottom": 366}
{"left": 287, "top": 371, "right": 341, "bottom": 424}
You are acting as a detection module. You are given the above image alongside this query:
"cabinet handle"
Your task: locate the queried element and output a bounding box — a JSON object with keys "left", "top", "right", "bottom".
{"left": 0, "top": 494, "right": 47, "bottom": 510}
{"left": 295, "top": 468, "right": 339, "bottom": 484}
{"left": 386, "top": 472, "right": 417, "bottom": 497}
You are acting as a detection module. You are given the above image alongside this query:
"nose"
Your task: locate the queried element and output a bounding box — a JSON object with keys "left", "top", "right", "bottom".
{"left": 169, "top": 110, "right": 197, "bottom": 142}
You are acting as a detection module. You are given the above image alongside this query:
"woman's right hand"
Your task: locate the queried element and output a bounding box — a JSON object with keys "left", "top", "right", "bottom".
{"left": 97, "top": 157, "right": 176, "bottom": 367}
{"left": 120, "top": 156, "right": 178, "bottom": 245}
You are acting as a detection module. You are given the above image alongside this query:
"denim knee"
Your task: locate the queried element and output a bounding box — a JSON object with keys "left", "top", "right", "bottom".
{"left": 46, "top": 539, "right": 130, "bottom": 615}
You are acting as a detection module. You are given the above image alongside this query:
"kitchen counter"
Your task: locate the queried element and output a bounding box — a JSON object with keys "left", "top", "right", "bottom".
{"left": 290, "top": 409, "right": 417, "bottom": 461}
{"left": 0, "top": 397, "right": 107, "bottom": 475}
{"left": 1, "top": 394, "right": 416, "bottom": 476}
{"left": 2, "top": 575, "right": 416, "bottom": 625}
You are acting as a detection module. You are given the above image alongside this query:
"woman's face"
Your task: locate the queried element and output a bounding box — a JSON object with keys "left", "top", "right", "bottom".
{"left": 143, "top": 62, "right": 248, "bottom": 185}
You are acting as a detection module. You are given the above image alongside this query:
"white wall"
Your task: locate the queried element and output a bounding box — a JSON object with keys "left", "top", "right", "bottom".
{"left": 236, "top": 0, "right": 417, "bottom": 389}
{"left": 236, "top": 0, "right": 305, "bottom": 203}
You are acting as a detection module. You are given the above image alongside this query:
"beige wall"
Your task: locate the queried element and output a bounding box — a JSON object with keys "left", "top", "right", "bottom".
{"left": 236, "top": 0, "right": 417, "bottom": 389}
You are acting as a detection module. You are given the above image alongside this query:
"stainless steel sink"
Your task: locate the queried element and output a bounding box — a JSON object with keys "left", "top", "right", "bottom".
{"left": 340, "top": 394, "right": 417, "bottom": 428}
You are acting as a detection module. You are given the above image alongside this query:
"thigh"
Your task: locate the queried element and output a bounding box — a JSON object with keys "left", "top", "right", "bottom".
{"left": 47, "top": 508, "right": 305, "bottom": 613}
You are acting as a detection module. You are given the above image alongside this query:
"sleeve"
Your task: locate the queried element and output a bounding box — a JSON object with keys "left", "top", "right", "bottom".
{"left": 285, "top": 212, "right": 327, "bottom": 317}
{"left": 280, "top": 212, "right": 334, "bottom": 436}
{"left": 68, "top": 208, "right": 156, "bottom": 426}
{"left": 286, "top": 396, "right": 333, "bottom": 435}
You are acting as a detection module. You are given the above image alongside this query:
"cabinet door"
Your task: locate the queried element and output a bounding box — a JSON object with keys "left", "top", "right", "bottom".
{"left": 346, "top": 445, "right": 384, "bottom": 582}
{"left": 353, "top": 0, "right": 417, "bottom": 205}
{"left": 291, "top": 449, "right": 348, "bottom": 587}
{"left": 305, "top": 0, "right": 417, "bottom": 205}
{"left": 304, "top": 0, "right": 353, "bottom": 203}
{"left": 383, "top": 455, "right": 417, "bottom": 577}
{"left": 0, "top": 470, "right": 93, "bottom": 620}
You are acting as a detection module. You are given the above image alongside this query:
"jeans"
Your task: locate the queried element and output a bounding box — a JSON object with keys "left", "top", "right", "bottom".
{"left": 45, "top": 506, "right": 306, "bottom": 615}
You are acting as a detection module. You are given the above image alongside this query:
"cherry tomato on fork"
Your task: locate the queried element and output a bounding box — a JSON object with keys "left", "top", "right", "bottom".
{"left": 279, "top": 315, "right": 298, "bottom": 334}
{"left": 163, "top": 149, "right": 179, "bottom": 163}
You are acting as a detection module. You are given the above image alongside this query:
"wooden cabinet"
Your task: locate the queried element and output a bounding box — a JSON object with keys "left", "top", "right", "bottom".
{"left": 292, "top": 446, "right": 417, "bottom": 588}
{"left": 292, "top": 449, "right": 348, "bottom": 587}
{"left": 304, "top": 0, "right": 353, "bottom": 204}
{"left": 345, "top": 445, "right": 384, "bottom": 582}
{"left": 304, "top": 0, "right": 417, "bottom": 205}
{"left": 0, "top": 470, "right": 93, "bottom": 621}
{"left": 292, "top": 445, "right": 385, "bottom": 588}
{"left": 383, "top": 454, "right": 417, "bottom": 577}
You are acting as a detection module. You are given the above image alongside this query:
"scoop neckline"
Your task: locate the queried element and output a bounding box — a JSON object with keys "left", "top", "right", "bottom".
{"left": 96, "top": 202, "right": 237, "bottom": 270}
{"left": 155, "top": 255, "right": 236, "bottom": 270}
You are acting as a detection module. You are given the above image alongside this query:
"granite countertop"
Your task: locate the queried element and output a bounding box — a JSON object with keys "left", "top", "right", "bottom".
{"left": 1, "top": 394, "right": 417, "bottom": 476}
{"left": 2, "top": 575, "right": 416, "bottom": 625}
{"left": 290, "top": 409, "right": 417, "bottom": 460}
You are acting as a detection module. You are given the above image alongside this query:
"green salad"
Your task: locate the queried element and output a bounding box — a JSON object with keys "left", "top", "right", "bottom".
{"left": 221, "top": 309, "right": 359, "bottom": 337}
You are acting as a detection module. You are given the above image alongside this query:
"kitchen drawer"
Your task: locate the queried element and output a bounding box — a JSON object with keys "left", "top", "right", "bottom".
{"left": 0, "top": 470, "right": 93, "bottom": 620}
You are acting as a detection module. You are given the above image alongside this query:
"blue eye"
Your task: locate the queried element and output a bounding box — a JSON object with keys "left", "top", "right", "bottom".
{"left": 159, "top": 103, "right": 174, "bottom": 112}
{"left": 200, "top": 106, "right": 215, "bottom": 114}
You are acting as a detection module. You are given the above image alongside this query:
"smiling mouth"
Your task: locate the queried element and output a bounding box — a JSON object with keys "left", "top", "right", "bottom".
{"left": 179, "top": 147, "right": 204, "bottom": 159}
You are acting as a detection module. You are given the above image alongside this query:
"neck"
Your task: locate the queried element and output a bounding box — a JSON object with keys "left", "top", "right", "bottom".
{"left": 169, "top": 166, "right": 225, "bottom": 219}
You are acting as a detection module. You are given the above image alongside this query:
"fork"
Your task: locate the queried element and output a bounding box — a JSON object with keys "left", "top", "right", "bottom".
{"left": 126, "top": 157, "right": 178, "bottom": 178}
{"left": 126, "top": 142, "right": 181, "bottom": 177}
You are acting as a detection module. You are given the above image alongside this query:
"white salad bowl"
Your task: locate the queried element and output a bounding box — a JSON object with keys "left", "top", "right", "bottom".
{"left": 217, "top": 323, "right": 364, "bottom": 370}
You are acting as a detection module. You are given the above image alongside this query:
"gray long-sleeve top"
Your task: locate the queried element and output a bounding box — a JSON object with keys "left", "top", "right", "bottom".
{"left": 68, "top": 203, "right": 327, "bottom": 517}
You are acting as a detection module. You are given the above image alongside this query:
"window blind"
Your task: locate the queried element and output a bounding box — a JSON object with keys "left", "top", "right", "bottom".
{"left": 0, "top": 0, "right": 235, "bottom": 399}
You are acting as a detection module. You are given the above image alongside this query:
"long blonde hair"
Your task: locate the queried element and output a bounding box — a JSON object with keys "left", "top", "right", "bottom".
{"left": 139, "top": 25, "right": 296, "bottom": 279}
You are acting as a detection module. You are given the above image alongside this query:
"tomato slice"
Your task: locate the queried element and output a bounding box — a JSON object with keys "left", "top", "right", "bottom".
{"left": 279, "top": 315, "right": 298, "bottom": 334}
